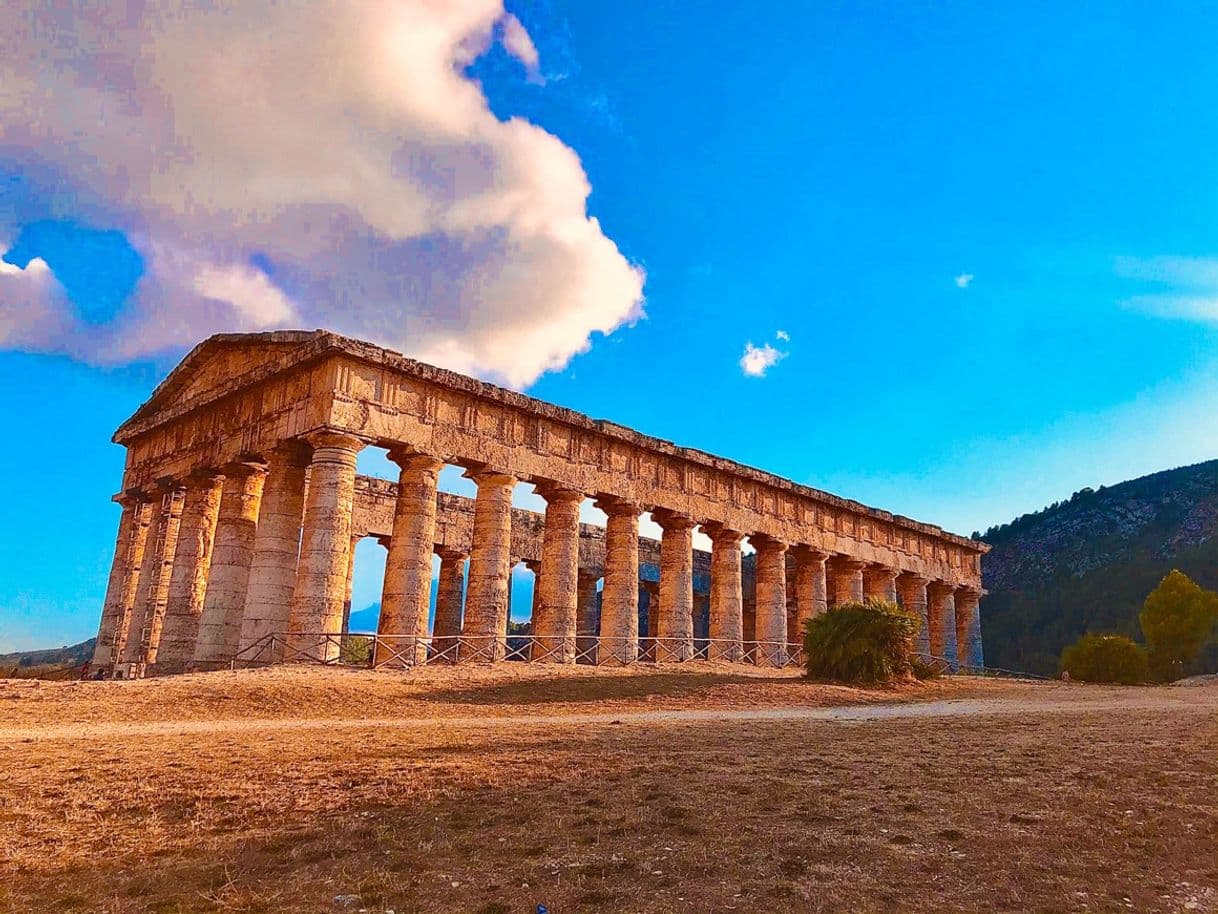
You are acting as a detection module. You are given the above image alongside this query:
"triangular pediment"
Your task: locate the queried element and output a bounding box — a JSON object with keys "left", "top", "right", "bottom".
{"left": 114, "top": 330, "right": 326, "bottom": 442}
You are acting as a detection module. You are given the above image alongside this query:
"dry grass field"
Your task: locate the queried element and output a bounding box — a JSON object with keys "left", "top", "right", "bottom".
{"left": 2, "top": 664, "right": 1215, "bottom": 914}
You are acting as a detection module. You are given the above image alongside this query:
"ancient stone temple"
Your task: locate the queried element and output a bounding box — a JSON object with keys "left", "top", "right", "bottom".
{"left": 93, "top": 330, "right": 987, "bottom": 677}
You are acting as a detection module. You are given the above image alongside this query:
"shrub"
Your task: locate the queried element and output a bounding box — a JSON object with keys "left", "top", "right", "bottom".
{"left": 1139, "top": 570, "right": 1218, "bottom": 681}
{"left": 909, "top": 656, "right": 943, "bottom": 681}
{"left": 803, "top": 600, "right": 919, "bottom": 684}
{"left": 340, "top": 635, "right": 373, "bottom": 665}
{"left": 1059, "top": 633, "right": 1150, "bottom": 685}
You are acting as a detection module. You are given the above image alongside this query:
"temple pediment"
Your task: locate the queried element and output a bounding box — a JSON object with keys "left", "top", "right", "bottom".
{"left": 114, "top": 331, "right": 325, "bottom": 442}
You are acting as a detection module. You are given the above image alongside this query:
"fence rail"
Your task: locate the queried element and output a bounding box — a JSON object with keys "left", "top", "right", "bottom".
{"left": 231, "top": 631, "right": 807, "bottom": 670}
{"left": 225, "top": 632, "right": 1045, "bottom": 679}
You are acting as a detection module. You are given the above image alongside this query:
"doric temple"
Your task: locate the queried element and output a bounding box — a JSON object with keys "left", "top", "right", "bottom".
{"left": 93, "top": 330, "right": 988, "bottom": 677}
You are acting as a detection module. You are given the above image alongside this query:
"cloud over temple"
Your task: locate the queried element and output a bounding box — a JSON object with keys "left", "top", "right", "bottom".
{"left": 0, "top": 1, "right": 645, "bottom": 387}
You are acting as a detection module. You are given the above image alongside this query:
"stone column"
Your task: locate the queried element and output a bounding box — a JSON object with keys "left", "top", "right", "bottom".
{"left": 194, "top": 463, "right": 267, "bottom": 668}
{"left": 154, "top": 471, "right": 224, "bottom": 672}
{"left": 376, "top": 451, "right": 444, "bottom": 667}
{"left": 897, "top": 573, "right": 931, "bottom": 660}
{"left": 93, "top": 494, "right": 153, "bottom": 668}
{"left": 431, "top": 547, "right": 466, "bottom": 660}
{"left": 460, "top": 469, "right": 516, "bottom": 662}
{"left": 506, "top": 559, "right": 518, "bottom": 628}
{"left": 828, "top": 557, "right": 865, "bottom": 606}
{"left": 533, "top": 483, "right": 583, "bottom": 663}
{"left": 694, "top": 593, "right": 711, "bottom": 650}
{"left": 121, "top": 484, "right": 186, "bottom": 673}
{"left": 752, "top": 534, "right": 788, "bottom": 667}
{"left": 703, "top": 523, "right": 744, "bottom": 662}
{"left": 238, "top": 443, "right": 310, "bottom": 659}
{"left": 286, "top": 432, "right": 363, "bottom": 662}
{"left": 653, "top": 509, "right": 695, "bottom": 662}
{"left": 594, "top": 497, "right": 641, "bottom": 664}
{"left": 342, "top": 534, "right": 360, "bottom": 634}
{"left": 863, "top": 564, "right": 899, "bottom": 603}
{"left": 790, "top": 546, "right": 828, "bottom": 650}
{"left": 742, "top": 564, "right": 756, "bottom": 650}
{"left": 638, "top": 580, "right": 657, "bottom": 657}
{"left": 524, "top": 559, "right": 542, "bottom": 624}
{"left": 576, "top": 571, "right": 600, "bottom": 662}
{"left": 927, "top": 581, "right": 959, "bottom": 671}
{"left": 954, "top": 586, "right": 983, "bottom": 672}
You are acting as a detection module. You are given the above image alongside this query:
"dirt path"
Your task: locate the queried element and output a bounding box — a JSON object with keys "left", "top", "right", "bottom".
{"left": 3, "top": 690, "right": 1205, "bottom": 743}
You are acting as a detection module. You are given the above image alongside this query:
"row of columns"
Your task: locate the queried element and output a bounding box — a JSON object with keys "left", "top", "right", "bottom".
{"left": 96, "top": 430, "right": 983, "bottom": 675}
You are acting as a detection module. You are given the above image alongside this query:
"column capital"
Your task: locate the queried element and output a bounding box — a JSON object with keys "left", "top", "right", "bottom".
{"left": 533, "top": 479, "right": 585, "bottom": 505}
{"left": 435, "top": 545, "right": 468, "bottom": 562}
{"left": 184, "top": 467, "right": 226, "bottom": 488}
{"left": 954, "top": 584, "right": 983, "bottom": 599}
{"left": 827, "top": 555, "right": 866, "bottom": 572}
{"left": 701, "top": 521, "right": 744, "bottom": 546}
{"left": 523, "top": 558, "right": 542, "bottom": 573}
{"left": 221, "top": 459, "right": 269, "bottom": 479}
{"left": 464, "top": 465, "right": 517, "bottom": 488}
{"left": 594, "top": 495, "right": 642, "bottom": 517}
{"left": 750, "top": 533, "right": 788, "bottom": 555}
{"left": 865, "top": 563, "right": 899, "bottom": 580}
{"left": 269, "top": 438, "right": 314, "bottom": 468}
{"left": 114, "top": 489, "right": 148, "bottom": 507}
{"left": 303, "top": 429, "right": 367, "bottom": 453}
{"left": 927, "top": 579, "right": 956, "bottom": 597}
{"left": 375, "top": 535, "right": 392, "bottom": 550}
{"left": 151, "top": 476, "right": 188, "bottom": 494}
{"left": 652, "top": 508, "right": 696, "bottom": 532}
{"left": 790, "top": 544, "right": 829, "bottom": 563}
{"left": 897, "top": 571, "right": 929, "bottom": 585}
{"left": 387, "top": 447, "right": 444, "bottom": 474}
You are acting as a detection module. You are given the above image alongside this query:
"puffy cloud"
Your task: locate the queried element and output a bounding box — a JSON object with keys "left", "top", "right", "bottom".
{"left": 740, "top": 341, "right": 785, "bottom": 378}
{"left": 1115, "top": 256, "right": 1218, "bottom": 323}
{"left": 0, "top": 250, "right": 75, "bottom": 350}
{"left": 0, "top": 1, "right": 644, "bottom": 386}
{"left": 955, "top": 273, "right": 974, "bottom": 289}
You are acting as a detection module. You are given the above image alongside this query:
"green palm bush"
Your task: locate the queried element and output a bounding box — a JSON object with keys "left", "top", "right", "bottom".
{"left": 803, "top": 600, "right": 920, "bottom": 684}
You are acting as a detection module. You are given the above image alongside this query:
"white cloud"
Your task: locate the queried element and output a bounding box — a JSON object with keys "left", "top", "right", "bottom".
{"left": 740, "top": 341, "right": 785, "bottom": 378}
{"left": 500, "top": 13, "right": 541, "bottom": 79}
{"left": 775, "top": 329, "right": 790, "bottom": 341}
{"left": 0, "top": 249, "right": 76, "bottom": 350}
{"left": 954, "top": 273, "right": 974, "bottom": 289}
{"left": 0, "top": 1, "right": 644, "bottom": 387}
{"left": 1115, "top": 255, "right": 1218, "bottom": 323}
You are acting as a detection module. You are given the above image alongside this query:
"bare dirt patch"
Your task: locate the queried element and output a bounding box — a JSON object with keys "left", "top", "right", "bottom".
{"left": 0, "top": 662, "right": 1018, "bottom": 727}
{"left": 2, "top": 667, "right": 1215, "bottom": 913}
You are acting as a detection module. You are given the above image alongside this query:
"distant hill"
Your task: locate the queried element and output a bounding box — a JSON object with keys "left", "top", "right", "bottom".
{"left": 348, "top": 605, "right": 380, "bottom": 632}
{"left": 0, "top": 638, "right": 95, "bottom": 671}
{"left": 979, "top": 459, "right": 1218, "bottom": 675}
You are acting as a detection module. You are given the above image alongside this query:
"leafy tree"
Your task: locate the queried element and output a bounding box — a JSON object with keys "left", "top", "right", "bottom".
{"left": 1139, "top": 570, "right": 1218, "bottom": 680}
{"left": 803, "top": 600, "right": 919, "bottom": 684}
{"left": 1059, "top": 633, "right": 1150, "bottom": 684}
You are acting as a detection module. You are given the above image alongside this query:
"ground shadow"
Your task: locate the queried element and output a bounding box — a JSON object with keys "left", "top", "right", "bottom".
{"left": 417, "top": 670, "right": 804, "bottom": 706}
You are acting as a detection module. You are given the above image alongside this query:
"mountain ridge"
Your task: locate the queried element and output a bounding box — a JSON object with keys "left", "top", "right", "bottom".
{"left": 980, "top": 458, "right": 1218, "bottom": 675}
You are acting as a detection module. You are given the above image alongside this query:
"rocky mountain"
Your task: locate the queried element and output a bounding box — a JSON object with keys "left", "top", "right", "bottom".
{"left": 979, "top": 459, "right": 1218, "bottom": 675}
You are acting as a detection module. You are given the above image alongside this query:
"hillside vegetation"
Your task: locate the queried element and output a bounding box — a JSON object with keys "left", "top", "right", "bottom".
{"left": 0, "top": 638, "right": 94, "bottom": 677}
{"left": 979, "top": 459, "right": 1218, "bottom": 675}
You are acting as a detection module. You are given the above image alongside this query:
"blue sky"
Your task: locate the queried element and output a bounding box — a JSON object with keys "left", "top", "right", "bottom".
{"left": 3, "top": 1, "right": 1218, "bottom": 651}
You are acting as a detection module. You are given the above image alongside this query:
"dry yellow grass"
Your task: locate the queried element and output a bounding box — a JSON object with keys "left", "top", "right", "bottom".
{"left": 2, "top": 665, "right": 1215, "bottom": 913}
